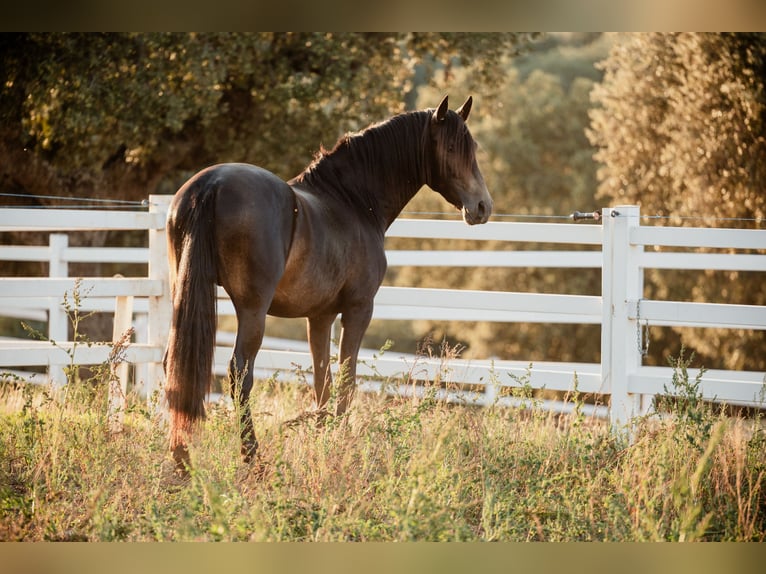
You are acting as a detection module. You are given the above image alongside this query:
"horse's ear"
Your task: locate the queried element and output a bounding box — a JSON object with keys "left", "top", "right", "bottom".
{"left": 456, "top": 96, "right": 472, "bottom": 122}
{"left": 433, "top": 95, "right": 449, "bottom": 123}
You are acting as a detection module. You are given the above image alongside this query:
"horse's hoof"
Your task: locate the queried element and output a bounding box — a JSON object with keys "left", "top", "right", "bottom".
{"left": 241, "top": 439, "right": 258, "bottom": 462}
{"left": 169, "top": 467, "right": 191, "bottom": 488}
{"left": 173, "top": 442, "right": 192, "bottom": 464}
{"left": 282, "top": 408, "right": 329, "bottom": 429}
{"left": 160, "top": 457, "right": 191, "bottom": 489}
{"left": 314, "top": 408, "right": 332, "bottom": 427}
{"left": 240, "top": 449, "right": 268, "bottom": 481}
{"left": 249, "top": 459, "right": 268, "bottom": 481}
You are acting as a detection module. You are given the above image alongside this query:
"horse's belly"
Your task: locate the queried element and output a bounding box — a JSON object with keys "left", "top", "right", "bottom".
{"left": 267, "top": 290, "right": 313, "bottom": 318}
{"left": 267, "top": 286, "right": 338, "bottom": 318}
{"left": 267, "top": 268, "right": 343, "bottom": 318}
{"left": 268, "top": 255, "right": 383, "bottom": 319}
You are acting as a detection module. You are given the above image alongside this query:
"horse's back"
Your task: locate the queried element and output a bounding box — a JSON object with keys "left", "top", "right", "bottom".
{"left": 172, "top": 162, "right": 291, "bottom": 217}
{"left": 173, "top": 162, "right": 294, "bottom": 233}
{"left": 182, "top": 162, "right": 290, "bottom": 199}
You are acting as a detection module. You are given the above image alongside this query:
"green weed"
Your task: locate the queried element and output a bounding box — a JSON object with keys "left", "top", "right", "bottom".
{"left": 0, "top": 328, "right": 763, "bottom": 541}
{"left": 653, "top": 347, "right": 715, "bottom": 450}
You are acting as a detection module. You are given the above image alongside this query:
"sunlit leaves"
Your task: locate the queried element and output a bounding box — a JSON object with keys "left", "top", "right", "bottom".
{"left": 589, "top": 33, "right": 766, "bottom": 222}
{"left": 588, "top": 33, "right": 766, "bottom": 370}
{"left": 4, "top": 33, "right": 529, "bottom": 188}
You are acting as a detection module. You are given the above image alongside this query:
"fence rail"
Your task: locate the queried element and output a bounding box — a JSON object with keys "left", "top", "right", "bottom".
{"left": 1, "top": 197, "right": 765, "bottom": 429}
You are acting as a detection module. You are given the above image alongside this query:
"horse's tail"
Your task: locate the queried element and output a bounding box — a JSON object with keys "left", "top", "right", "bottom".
{"left": 164, "top": 181, "right": 219, "bottom": 461}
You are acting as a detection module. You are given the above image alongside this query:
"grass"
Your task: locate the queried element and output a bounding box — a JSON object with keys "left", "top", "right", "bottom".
{"left": 1, "top": 361, "right": 764, "bottom": 541}
{"left": 1, "top": 282, "right": 764, "bottom": 541}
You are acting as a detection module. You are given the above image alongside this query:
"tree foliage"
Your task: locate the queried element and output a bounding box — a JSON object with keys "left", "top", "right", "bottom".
{"left": 0, "top": 32, "right": 529, "bottom": 206}
{"left": 589, "top": 33, "right": 766, "bottom": 221}
{"left": 588, "top": 33, "right": 766, "bottom": 370}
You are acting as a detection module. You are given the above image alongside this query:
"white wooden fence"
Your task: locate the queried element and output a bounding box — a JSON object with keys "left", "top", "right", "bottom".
{"left": 1, "top": 196, "right": 765, "bottom": 429}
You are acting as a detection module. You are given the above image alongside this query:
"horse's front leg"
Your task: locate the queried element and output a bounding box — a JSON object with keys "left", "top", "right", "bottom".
{"left": 335, "top": 303, "right": 374, "bottom": 416}
{"left": 307, "top": 313, "right": 337, "bottom": 411}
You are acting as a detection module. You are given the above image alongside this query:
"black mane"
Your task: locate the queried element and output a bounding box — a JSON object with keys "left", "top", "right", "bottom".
{"left": 289, "top": 110, "right": 433, "bottom": 224}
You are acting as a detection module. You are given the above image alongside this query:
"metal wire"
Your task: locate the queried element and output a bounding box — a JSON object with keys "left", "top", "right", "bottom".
{"left": 619, "top": 212, "right": 765, "bottom": 224}
{"left": 636, "top": 299, "right": 650, "bottom": 358}
{"left": 0, "top": 204, "right": 150, "bottom": 210}
{"left": 0, "top": 193, "right": 149, "bottom": 209}
{"left": 401, "top": 210, "right": 575, "bottom": 221}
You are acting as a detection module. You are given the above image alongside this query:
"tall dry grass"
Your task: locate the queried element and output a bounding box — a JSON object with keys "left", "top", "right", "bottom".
{"left": 1, "top": 358, "right": 764, "bottom": 541}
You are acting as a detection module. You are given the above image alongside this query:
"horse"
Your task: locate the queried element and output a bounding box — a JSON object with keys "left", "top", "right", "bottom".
{"left": 164, "top": 95, "right": 492, "bottom": 473}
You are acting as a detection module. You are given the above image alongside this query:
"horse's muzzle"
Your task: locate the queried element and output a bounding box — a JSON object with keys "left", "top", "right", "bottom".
{"left": 462, "top": 198, "right": 492, "bottom": 225}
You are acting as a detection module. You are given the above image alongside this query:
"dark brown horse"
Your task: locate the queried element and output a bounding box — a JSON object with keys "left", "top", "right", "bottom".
{"left": 164, "top": 95, "right": 492, "bottom": 472}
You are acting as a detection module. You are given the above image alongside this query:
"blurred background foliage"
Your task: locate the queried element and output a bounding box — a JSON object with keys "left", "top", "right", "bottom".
{"left": 1, "top": 32, "right": 764, "bottom": 370}
{"left": 589, "top": 33, "right": 766, "bottom": 370}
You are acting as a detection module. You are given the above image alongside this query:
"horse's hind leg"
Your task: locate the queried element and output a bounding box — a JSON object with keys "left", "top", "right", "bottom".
{"left": 229, "top": 307, "right": 268, "bottom": 463}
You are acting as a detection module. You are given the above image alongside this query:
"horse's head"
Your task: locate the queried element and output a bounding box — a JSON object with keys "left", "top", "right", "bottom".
{"left": 427, "top": 95, "right": 492, "bottom": 225}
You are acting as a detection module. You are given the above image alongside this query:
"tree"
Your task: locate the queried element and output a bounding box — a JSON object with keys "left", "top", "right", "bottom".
{"left": 588, "top": 33, "right": 766, "bottom": 370}
{"left": 0, "top": 33, "right": 530, "bottom": 209}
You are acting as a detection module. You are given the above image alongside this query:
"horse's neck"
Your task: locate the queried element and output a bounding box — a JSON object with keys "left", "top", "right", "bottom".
{"left": 316, "top": 145, "right": 427, "bottom": 231}
{"left": 380, "top": 181, "right": 423, "bottom": 229}
{"left": 378, "top": 116, "right": 431, "bottom": 227}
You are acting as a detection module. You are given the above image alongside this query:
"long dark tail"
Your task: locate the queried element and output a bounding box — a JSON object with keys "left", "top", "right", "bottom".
{"left": 165, "top": 182, "right": 218, "bottom": 456}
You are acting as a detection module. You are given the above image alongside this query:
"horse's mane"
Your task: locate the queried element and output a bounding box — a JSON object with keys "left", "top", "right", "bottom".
{"left": 290, "top": 110, "right": 431, "bottom": 222}
{"left": 290, "top": 107, "right": 477, "bottom": 224}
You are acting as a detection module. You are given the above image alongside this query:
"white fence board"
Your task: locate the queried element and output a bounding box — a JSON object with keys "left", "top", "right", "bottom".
{"left": 0, "top": 245, "right": 149, "bottom": 264}
{"left": 0, "top": 246, "right": 51, "bottom": 262}
{"left": 629, "top": 300, "right": 766, "bottom": 330}
{"left": 631, "top": 225, "right": 766, "bottom": 250}
{"left": 213, "top": 344, "right": 604, "bottom": 395}
{"left": 0, "top": 306, "right": 48, "bottom": 321}
{"left": 639, "top": 251, "right": 766, "bottom": 271}
{"left": 0, "top": 277, "right": 162, "bottom": 298}
{"left": 0, "top": 297, "right": 150, "bottom": 314}
{"left": 386, "top": 250, "right": 602, "bottom": 268}
{"left": 629, "top": 367, "right": 765, "bottom": 405}
{"left": 63, "top": 247, "right": 149, "bottom": 264}
{"left": 0, "top": 341, "right": 162, "bottom": 366}
{"left": 388, "top": 219, "right": 603, "bottom": 244}
{"left": 0, "top": 208, "right": 165, "bottom": 232}
{"left": 1, "top": 202, "right": 765, "bottom": 425}
{"left": 375, "top": 287, "right": 602, "bottom": 320}
{"left": 371, "top": 305, "right": 602, "bottom": 324}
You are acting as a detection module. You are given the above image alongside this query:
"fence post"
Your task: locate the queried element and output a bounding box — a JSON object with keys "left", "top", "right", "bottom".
{"left": 132, "top": 313, "right": 148, "bottom": 398}
{"left": 145, "top": 195, "right": 172, "bottom": 408}
{"left": 602, "top": 205, "right": 643, "bottom": 433}
{"left": 48, "top": 233, "right": 69, "bottom": 386}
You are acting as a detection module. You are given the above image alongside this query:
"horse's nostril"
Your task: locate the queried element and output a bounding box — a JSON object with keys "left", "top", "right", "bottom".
{"left": 477, "top": 201, "right": 487, "bottom": 218}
